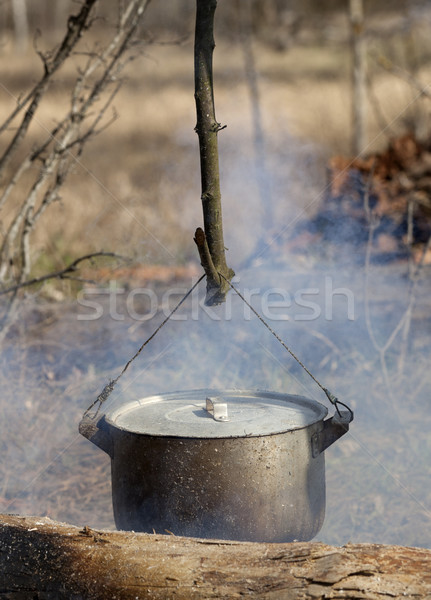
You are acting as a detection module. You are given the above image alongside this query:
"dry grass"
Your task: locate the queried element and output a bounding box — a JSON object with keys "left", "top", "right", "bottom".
{"left": 1, "top": 21, "right": 431, "bottom": 272}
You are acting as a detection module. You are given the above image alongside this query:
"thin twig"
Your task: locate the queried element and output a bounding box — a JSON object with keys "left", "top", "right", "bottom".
{"left": 0, "top": 0, "right": 98, "bottom": 179}
{"left": 362, "top": 158, "right": 431, "bottom": 396}
{"left": 376, "top": 54, "right": 431, "bottom": 101}
{"left": 366, "top": 71, "right": 393, "bottom": 140}
{"left": 0, "top": 252, "right": 128, "bottom": 296}
{"left": 0, "top": 0, "right": 150, "bottom": 289}
{"left": 236, "top": 0, "right": 273, "bottom": 230}
{"left": 363, "top": 165, "right": 381, "bottom": 352}
{"left": 193, "top": 227, "right": 220, "bottom": 288}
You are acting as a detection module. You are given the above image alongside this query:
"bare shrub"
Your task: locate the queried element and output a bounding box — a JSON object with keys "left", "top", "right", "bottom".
{"left": 0, "top": 0, "right": 151, "bottom": 341}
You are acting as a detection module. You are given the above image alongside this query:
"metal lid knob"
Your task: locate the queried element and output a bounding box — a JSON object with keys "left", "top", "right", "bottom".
{"left": 205, "top": 396, "right": 230, "bottom": 422}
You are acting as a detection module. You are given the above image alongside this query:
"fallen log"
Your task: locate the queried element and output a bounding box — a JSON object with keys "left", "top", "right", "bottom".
{"left": 0, "top": 514, "right": 430, "bottom": 599}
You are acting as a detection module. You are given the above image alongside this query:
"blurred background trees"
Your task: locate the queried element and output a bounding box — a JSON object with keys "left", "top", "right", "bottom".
{"left": 1, "top": 1, "right": 430, "bottom": 49}
{"left": 0, "top": 0, "right": 430, "bottom": 280}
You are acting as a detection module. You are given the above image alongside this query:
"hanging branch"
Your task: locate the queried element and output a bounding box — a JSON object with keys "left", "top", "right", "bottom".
{"left": 193, "top": 0, "right": 234, "bottom": 306}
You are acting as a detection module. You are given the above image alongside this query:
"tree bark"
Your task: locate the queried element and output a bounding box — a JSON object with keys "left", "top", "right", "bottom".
{"left": 1, "top": 514, "right": 431, "bottom": 599}
{"left": 0, "top": 0, "right": 98, "bottom": 181}
{"left": 194, "top": 0, "right": 234, "bottom": 306}
{"left": 11, "top": 0, "right": 29, "bottom": 54}
{"left": 349, "top": 0, "right": 367, "bottom": 156}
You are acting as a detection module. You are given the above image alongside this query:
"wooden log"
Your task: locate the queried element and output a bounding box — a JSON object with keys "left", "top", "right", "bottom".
{"left": 1, "top": 514, "right": 430, "bottom": 599}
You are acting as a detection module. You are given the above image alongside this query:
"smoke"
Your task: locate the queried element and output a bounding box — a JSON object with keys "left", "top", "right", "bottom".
{"left": 2, "top": 223, "right": 430, "bottom": 547}
{"left": 1, "top": 5, "right": 431, "bottom": 548}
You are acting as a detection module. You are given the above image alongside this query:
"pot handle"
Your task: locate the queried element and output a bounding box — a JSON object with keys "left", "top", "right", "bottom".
{"left": 79, "top": 412, "right": 113, "bottom": 457}
{"left": 311, "top": 410, "right": 354, "bottom": 458}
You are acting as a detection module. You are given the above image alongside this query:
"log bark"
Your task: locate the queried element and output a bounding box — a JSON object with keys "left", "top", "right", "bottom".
{"left": 1, "top": 514, "right": 431, "bottom": 599}
{"left": 194, "top": 0, "right": 234, "bottom": 306}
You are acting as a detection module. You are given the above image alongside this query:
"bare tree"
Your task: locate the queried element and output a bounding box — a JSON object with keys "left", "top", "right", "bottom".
{"left": 11, "top": 0, "right": 29, "bottom": 54}
{"left": 0, "top": 0, "right": 151, "bottom": 339}
{"left": 349, "top": 0, "right": 367, "bottom": 156}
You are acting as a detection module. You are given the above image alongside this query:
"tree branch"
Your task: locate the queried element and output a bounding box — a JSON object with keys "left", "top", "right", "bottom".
{"left": 194, "top": 0, "right": 234, "bottom": 306}
{"left": 0, "top": 0, "right": 150, "bottom": 288}
{"left": 376, "top": 54, "right": 431, "bottom": 101}
{"left": 0, "top": 252, "right": 129, "bottom": 296}
{"left": 194, "top": 227, "right": 217, "bottom": 277}
{"left": 0, "top": 0, "right": 98, "bottom": 180}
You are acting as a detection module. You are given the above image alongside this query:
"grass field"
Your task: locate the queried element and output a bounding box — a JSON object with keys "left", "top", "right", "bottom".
{"left": 1, "top": 8, "right": 431, "bottom": 274}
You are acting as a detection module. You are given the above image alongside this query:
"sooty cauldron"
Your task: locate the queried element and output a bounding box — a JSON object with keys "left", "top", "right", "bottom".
{"left": 79, "top": 389, "right": 353, "bottom": 542}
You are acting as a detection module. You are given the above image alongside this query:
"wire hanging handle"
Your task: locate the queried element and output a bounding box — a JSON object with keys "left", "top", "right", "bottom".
{"left": 219, "top": 273, "right": 354, "bottom": 422}
{"left": 83, "top": 274, "right": 205, "bottom": 419}
{"left": 85, "top": 271, "right": 353, "bottom": 425}
{"left": 322, "top": 388, "right": 354, "bottom": 421}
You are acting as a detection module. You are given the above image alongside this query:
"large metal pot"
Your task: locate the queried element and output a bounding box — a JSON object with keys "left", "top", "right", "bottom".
{"left": 79, "top": 389, "right": 353, "bottom": 542}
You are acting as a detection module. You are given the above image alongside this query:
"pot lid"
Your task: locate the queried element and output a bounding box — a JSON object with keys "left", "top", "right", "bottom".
{"left": 105, "top": 389, "right": 328, "bottom": 439}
